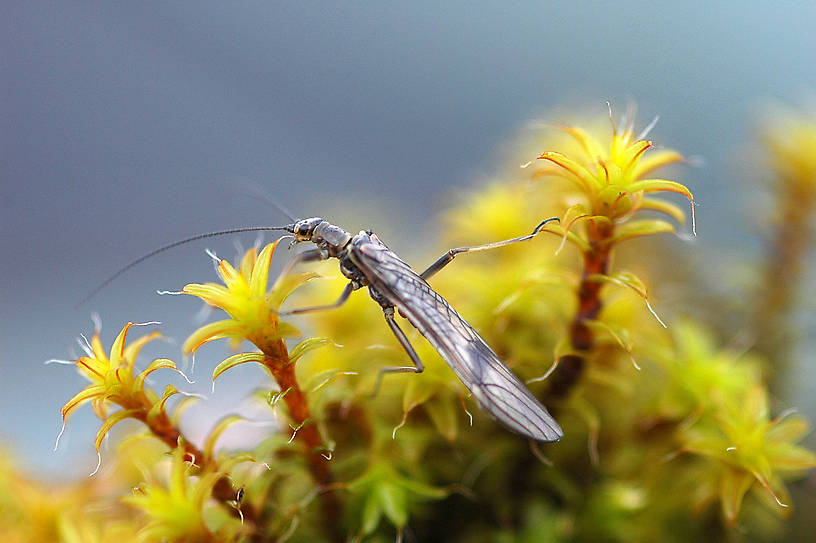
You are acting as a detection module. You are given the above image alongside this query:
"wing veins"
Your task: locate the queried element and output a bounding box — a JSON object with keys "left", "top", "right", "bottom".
{"left": 351, "top": 235, "right": 562, "bottom": 441}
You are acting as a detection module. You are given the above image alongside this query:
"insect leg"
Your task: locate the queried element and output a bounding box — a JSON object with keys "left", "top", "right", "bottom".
{"left": 419, "top": 217, "right": 559, "bottom": 280}
{"left": 279, "top": 282, "right": 355, "bottom": 315}
{"left": 276, "top": 247, "right": 355, "bottom": 315}
{"left": 279, "top": 247, "right": 325, "bottom": 278}
{"left": 370, "top": 307, "right": 425, "bottom": 396}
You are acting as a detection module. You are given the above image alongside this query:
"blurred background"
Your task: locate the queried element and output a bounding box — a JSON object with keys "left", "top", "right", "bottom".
{"left": 2, "top": 0, "right": 815, "bottom": 480}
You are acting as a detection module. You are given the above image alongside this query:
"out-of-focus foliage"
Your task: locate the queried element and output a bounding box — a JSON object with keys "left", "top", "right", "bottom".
{"left": 8, "top": 104, "right": 816, "bottom": 542}
{"left": 761, "top": 107, "right": 816, "bottom": 189}
{"left": 124, "top": 443, "right": 242, "bottom": 543}
{"left": 752, "top": 106, "right": 816, "bottom": 386}
{"left": 0, "top": 450, "right": 139, "bottom": 543}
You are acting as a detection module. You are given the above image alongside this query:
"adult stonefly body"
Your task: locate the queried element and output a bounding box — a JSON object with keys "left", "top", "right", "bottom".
{"left": 282, "top": 217, "right": 563, "bottom": 442}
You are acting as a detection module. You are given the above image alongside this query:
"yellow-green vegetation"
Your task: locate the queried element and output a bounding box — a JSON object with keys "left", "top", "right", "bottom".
{"left": 9, "top": 106, "right": 816, "bottom": 542}
{"left": 752, "top": 107, "right": 816, "bottom": 387}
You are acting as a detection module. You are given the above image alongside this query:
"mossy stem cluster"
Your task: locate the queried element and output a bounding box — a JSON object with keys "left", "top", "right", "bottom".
{"left": 257, "top": 336, "right": 343, "bottom": 543}
{"left": 753, "top": 182, "right": 816, "bottom": 393}
{"left": 551, "top": 220, "right": 614, "bottom": 398}
{"left": 130, "top": 401, "right": 263, "bottom": 532}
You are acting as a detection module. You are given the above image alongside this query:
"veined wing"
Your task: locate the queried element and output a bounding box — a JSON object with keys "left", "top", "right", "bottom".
{"left": 350, "top": 233, "right": 562, "bottom": 442}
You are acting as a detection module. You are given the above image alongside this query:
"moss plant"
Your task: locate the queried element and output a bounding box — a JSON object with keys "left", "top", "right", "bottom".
{"left": 752, "top": 108, "right": 816, "bottom": 391}
{"left": 521, "top": 110, "right": 693, "bottom": 399}
{"left": 22, "top": 106, "right": 816, "bottom": 542}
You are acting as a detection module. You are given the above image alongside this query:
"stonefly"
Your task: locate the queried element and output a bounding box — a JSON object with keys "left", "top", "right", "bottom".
{"left": 81, "top": 217, "right": 563, "bottom": 442}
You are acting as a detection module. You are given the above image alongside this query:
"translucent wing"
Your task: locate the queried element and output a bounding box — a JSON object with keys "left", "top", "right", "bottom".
{"left": 350, "top": 233, "right": 562, "bottom": 442}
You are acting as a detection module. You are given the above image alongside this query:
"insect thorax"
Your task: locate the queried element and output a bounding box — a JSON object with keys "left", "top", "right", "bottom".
{"left": 312, "top": 221, "right": 353, "bottom": 257}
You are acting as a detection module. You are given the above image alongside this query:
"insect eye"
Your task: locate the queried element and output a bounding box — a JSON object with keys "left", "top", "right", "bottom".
{"left": 297, "top": 224, "right": 310, "bottom": 236}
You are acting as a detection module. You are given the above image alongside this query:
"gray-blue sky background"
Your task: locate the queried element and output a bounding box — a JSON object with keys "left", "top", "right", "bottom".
{"left": 2, "top": 1, "right": 816, "bottom": 475}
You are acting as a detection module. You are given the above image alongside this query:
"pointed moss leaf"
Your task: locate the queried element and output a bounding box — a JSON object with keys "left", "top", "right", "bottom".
{"left": 183, "top": 319, "right": 246, "bottom": 354}
{"left": 632, "top": 149, "right": 684, "bottom": 179}
{"left": 584, "top": 318, "right": 633, "bottom": 350}
{"left": 754, "top": 477, "right": 792, "bottom": 512}
{"left": 212, "top": 352, "right": 267, "bottom": 383}
{"left": 584, "top": 320, "right": 640, "bottom": 369}
{"left": 135, "top": 358, "right": 181, "bottom": 393}
{"left": 610, "top": 219, "right": 675, "bottom": 244}
{"left": 276, "top": 321, "right": 303, "bottom": 339}
{"left": 122, "top": 330, "right": 162, "bottom": 366}
{"left": 425, "top": 393, "right": 459, "bottom": 442}
{"left": 556, "top": 204, "right": 608, "bottom": 254}
{"left": 94, "top": 408, "right": 142, "bottom": 452}
{"left": 542, "top": 222, "right": 590, "bottom": 253}
{"left": 559, "top": 125, "right": 604, "bottom": 159}
{"left": 527, "top": 337, "right": 576, "bottom": 384}
{"left": 537, "top": 151, "right": 603, "bottom": 192}
{"left": 627, "top": 177, "right": 693, "bottom": 199}
{"left": 720, "top": 468, "right": 754, "bottom": 523}
{"left": 768, "top": 416, "right": 811, "bottom": 444}
{"left": 61, "top": 384, "right": 106, "bottom": 419}
{"left": 146, "top": 385, "right": 180, "bottom": 425}
{"left": 562, "top": 203, "right": 589, "bottom": 225}
{"left": 525, "top": 336, "right": 576, "bottom": 384}
{"left": 588, "top": 271, "right": 667, "bottom": 328}
{"left": 396, "top": 476, "right": 448, "bottom": 500}
{"left": 621, "top": 139, "right": 654, "bottom": 173}
{"left": 270, "top": 271, "right": 320, "bottom": 309}
{"left": 767, "top": 443, "right": 816, "bottom": 470}
{"left": 639, "top": 197, "right": 686, "bottom": 222}
{"left": 626, "top": 178, "right": 696, "bottom": 234}
{"left": 192, "top": 472, "right": 224, "bottom": 512}
{"left": 204, "top": 415, "right": 244, "bottom": 460}
{"left": 360, "top": 488, "right": 385, "bottom": 535}
{"left": 351, "top": 462, "right": 447, "bottom": 535}
{"left": 220, "top": 452, "right": 257, "bottom": 473}
{"left": 495, "top": 269, "right": 576, "bottom": 315}
{"left": 304, "top": 368, "right": 355, "bottom": 394}
{"left": 248, "top": 241, "right": 278, "bottom": 296}
{"left": 379, "top": 483, "right": 409, "bottom": 530}
{"left": 289, "top": 337, "right": 336, "bottom": 365}
{"left": 255, "top": 434, "right": 299, "bottom": 460}
{"left": 267, "top": 387, "right": 292, "bottom": 410}
{"left": 402, "top": 377, "right": 435, "bottom": 413}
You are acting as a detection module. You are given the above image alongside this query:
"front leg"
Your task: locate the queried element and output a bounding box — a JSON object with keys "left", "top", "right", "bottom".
{"left": 279, "top": 247, "right": 326, "bottom": 279}
{"left": 279, "top": 282, "right": 356, "bottom": 316}
{"left": 278, "top": 248, "right": 357, "bottom": 315}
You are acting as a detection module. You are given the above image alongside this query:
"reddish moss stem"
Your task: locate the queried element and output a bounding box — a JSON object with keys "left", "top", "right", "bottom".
{"left": 754, "top": 186, "right": 816, "bottom": 391}
{"left": 550, "top": 220, "right": 614, "bottom": 398}
{"left": 261, "top": 339, "right": 343, "bottom": 543}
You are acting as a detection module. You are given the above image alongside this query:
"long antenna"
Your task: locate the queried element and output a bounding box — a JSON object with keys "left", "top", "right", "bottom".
{"left": 76, "top": 225, "right": 293, "bottom": 308}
